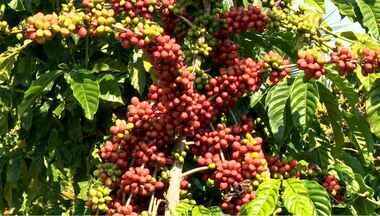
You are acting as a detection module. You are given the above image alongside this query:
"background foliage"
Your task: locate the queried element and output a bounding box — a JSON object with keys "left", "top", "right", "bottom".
{"left": 0, "top": 0, "right": 379, "bottom": 215}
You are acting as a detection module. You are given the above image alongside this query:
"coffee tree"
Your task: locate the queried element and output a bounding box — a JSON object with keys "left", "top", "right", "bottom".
{"left": 0, "top": 0, "right": 379, "bottom": 215}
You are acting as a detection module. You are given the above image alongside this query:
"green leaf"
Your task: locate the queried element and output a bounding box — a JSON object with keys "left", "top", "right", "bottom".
{"left": 326, "top": 71, "right": 359, "bottom": 107}
{"left": 175, "top": 201, "right": 194, "bottom": 216}
{"left": 310, "top": 0, "right": 324, "bottom": 9}
{"left": 282, "top": 178, "right": 316, "bottom": 216}
{"left": 99, "top": 75, "right": 124, "bottom": 105}
{"left": 8, "top": 0, "right": 25, "bottom": 11}
{"left": 356, "top": 68, "right": 380, "bottom": 92}
{"left": 18, "top": 70, "right": 64, "bottom": 115}
{"left": 330, "top": 161, "right": 360, "bottom": 199}
{"left": 302, "top": 0, "right": 324, "bottom": 13}
{"left": 222, "top": 0, "right": 234, "bottom": 11}
{"left": 355, "top": 0, "right": 379, "bottom": 39}
{"left": 303, "top": 180, "right": 332, "bottom": 216}
{"left": 366, "top": 82, "right": 380, "bottom": 138}
{"left": 240, "top": 179, "right": 281, "bottom": 216}
{"left": 331, "top": 161, "right": 379, "bottom": 214}
{"left": 0, "top": 41, "right": 31, "bottom": 81}
{"left": 343, "top": 111, "right": 375, "bottom": 166}
{"left": 352, "top": 196, "right": 380, "bottom": 215}
{"left": 290, "top": 75, "right": 319, "bottom": 131}
{"left": 192, "top": 205, "right": 222, "bottom": 216}
{"left": 333, "top": 0, "right": 356, "bottom": 18}
{"left": 53, "top": 101, "right": 65, "bottom": 119}
{"left": 130, "top": 65, "right": 146, "bottom": 95}
{"left": 265, "top": 80, "right": 290, "bottom": 142}
{"left": 67, "top": 73, "right": 100, "bottom": 120}
{"left": 77, "top": 181, "right": 90, "bottom": 200}
{"left": 361, "top": 0, "right": 380, "bottom": 33}
{"left": 249, "top": 89, "right": 265, "bottom": 108}
{"left": 129, "top": 50, "right": 147, "bottom": 95}
{"left": 317, "top": 82, "right": 345, "bottom": 147}
{"left": 339, "top": 152, "right": 365, "bottom": 175}
{"left": 209, "top": 206, "right": 223, "bottom": 216}
{"left": 91, "top": 58, "right": 127, "bottom": 73}
{"left": 0, "top": 111, "right": 8, "bottom": 135}
{"left": 324, "top": 0, "right": 365, "bottom": 34}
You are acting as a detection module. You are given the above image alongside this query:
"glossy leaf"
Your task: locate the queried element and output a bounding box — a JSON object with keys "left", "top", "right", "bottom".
{"left": 355, "top": 0, "right": 379, "bottom": 39}
{"left": 8, "top": 0, "right": 25, "bottom": 11}
{"left": 317, "top": 82, "right": 345, "bottom": 147}
{"left": 282, "top": 178, "right": 316, "bottom": 216}
{"left": 240, "top": 179, "right": 281, "bottom": 216}
{"left": 0, "top": 41, "right": 31, "bottom": 81}
{"left": 18, "top": 70, "right": 64, "bottom": 115}
{"left": 265, "top": 80, "right": 290, "bottom": 142}
{"left": 99, "top": 75, "right": 124, "bottom": 105}
{"left": 303, "top": 180, "right": 332, "bottom": 216}
{"left": 330, "top": 161, "right": 360, "bottom": 198}
{"left": 290, "top": 75, "right": 319, "bottom": 131}
{"left": 326, "top": 72, "right": 359, "bottom": 107}
{"left": 343, "top": 111, "right": 375, "bottom": 166}
{"left": 366, "top": 82, "right": 380, "bottom": 138}
{"left": 175, "top": 201, "right": 194, "bottom": 216}
{"left": 129, "top": 50, "right": 147, "bottom": 95}
{"left": 192, "top": 205, "right": 222, "bottom": 216}
{"left": 363, "top": 0, "right": 380, "bottom": 30}
{"left": 68, "top": 74, "right": 100, "bottom": 120}
{"left": 333, "top": 0, "right": 356, "bottom": 18}
{"left": 281, "top": 177, "right": 330, "bottom": 216}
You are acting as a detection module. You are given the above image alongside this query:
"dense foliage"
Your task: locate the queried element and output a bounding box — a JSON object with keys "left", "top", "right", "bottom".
{"left": 0, "top": 0, "right": 380, "bottom": 215}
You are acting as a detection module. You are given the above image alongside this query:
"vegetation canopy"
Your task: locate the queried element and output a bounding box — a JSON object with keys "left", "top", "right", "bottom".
{"left": 0, "top": 0, "right": 380, "bottom": 215}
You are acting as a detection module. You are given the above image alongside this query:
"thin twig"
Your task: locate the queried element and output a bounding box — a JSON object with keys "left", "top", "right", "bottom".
{"left": 148, "top": 167, "right": 158, "bottom": 213}
{"left": 229, "top": 110, "right": 238, "bottom": 124}
{"left": 321, "top": 27, "right": 354, "bottom": 44}
{"left": 182, "top": 166, "right": 210, "bottom": 178}
{"left": 152, "top": 199, "right": 165, "bottom": 216}
{"left": 126, "top": 194, "right": 133, "bottom": 206}
{"left": 219, "top": 150, "right": 225, "bottom": 161}
{"left": 209, "top": 123, "right": 215, "bottom": 130}
{"left": 178, "top": 15, "right": 195, "bottom": 28}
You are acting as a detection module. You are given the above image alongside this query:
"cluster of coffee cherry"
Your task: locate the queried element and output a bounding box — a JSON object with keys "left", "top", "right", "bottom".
{"left": 94, "top": 163, "right": 122, "bottom": 188}
{"left": 24, "top": 12, "right": 59, "bottom": 44}
{"left": 323, "top": 175, "right": 344, "bottom": 202}
{"left": 360, "top": 48, "right": 380, "bottom": 75}
{"left": 263, "top": 51, "right": 291, "bottom": 84}
{"left": 331, "top": 47, "right": 357, "bottom": 76}
{"left": 266, "top": 156, "right": 300, "bottom": 178}
{"left": 111, "top": 0, "right": 175, "bottom": 18}
{"left": 99, "top": 119, "right": 134, "bottom": 169}
{"left": 297, "top": 50, "right": 326, "bottom": 79}
{"left": 86, "top": 3, "right": 116, "bottom": 36}
{"left": 212, "top": 39, "right": 239, "bottom": 67}
{"left": 183, "top": 27, "right": 215, "bottom": 60}
{"left": 120, "top": 167, "right": 165, "bottom": 196}
{"left": 107, "top": 201, "right": 137, "bottom": 216}
{"left": 205, "top": 58, "right": 264, "bottom": 111}
{"left": 86, "top": 185, "right": 113, "bottom": 212}
{"left": 56, "top": 3, "right": 88, "bottom": 38}
{"left": 217, "top": 5, "right": 269, "bottom": 36}
{"left": 220, "top": 190, "right": 256, "bottom": 215}
{"left": 239, "top": 135, "right": 268, "bottom": 179}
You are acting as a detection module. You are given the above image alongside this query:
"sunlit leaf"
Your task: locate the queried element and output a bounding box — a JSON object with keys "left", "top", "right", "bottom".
{"left": 240, "top": 179, "right": 281, "bottom": 216}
